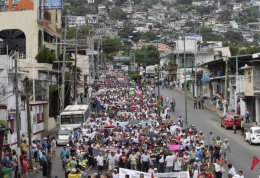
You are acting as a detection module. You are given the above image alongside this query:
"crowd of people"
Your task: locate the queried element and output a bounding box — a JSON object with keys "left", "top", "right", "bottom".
{"left": 57, "top": 72, "right": 244, "bottom": 178}
{"left": 0, "top": 71, "right": 245, "bottom": 178}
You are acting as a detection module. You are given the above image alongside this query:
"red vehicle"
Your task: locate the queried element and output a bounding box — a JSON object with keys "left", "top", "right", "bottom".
{"left": 221, "top": 114, "right": 241, "bottom": 129}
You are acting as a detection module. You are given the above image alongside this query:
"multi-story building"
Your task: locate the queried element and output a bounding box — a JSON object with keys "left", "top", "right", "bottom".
{"left": 68, "top": 16, "right": 86, "bottom": 27}
{"left": 0, "top": 0, "right": 62, "bottom": 148}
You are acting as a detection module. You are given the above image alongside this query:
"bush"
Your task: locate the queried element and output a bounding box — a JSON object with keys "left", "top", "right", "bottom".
{"left": 36, "top": 45, "right": 56, "bottom": 64}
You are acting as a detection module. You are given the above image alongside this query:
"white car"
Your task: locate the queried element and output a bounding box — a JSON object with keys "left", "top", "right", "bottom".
{"left": 57, "top": 128, "right": 74, "bottom": 146}
{"left": 244, "top": 126, "right": 260, "bottom": 145}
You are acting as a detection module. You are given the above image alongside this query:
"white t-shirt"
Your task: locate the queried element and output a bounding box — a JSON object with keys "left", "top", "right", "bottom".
{"left": 165, "top": 155, "right": 175, "bottom": 167}
{"left": 96, "top": 155, "right": 104, "bottom": 166}
{"left": 214, "top": 163, "right": 221, "bottom": 172}
{"left": 81, "top": 128, "right": 88, "bottom": 136}
{"left": 107, "top": 155, "right": 117, "bottom": 166}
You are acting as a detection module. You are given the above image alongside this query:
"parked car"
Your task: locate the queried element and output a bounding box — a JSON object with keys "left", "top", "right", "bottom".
{"left": 220, "top": 114, "right": 241, "bottom": 129}
{"left": 244, "top": 126, "right": 260, "bottom": 145}
{"left": 57, "top": 128, "right": 74, "bottom": 146}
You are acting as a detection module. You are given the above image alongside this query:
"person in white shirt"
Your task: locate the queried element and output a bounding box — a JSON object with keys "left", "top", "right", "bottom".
{"left": 165, "top": 153, "right": 175, "bottom": 172}
{"left": 141, "top": 152, "right": 151, "bottom": 172}
{"left": 81, "top": 125, "right": 88, "bottom": 136}
{"left": 112, "top": 168, "right": 119, "bottom": 178}
{"left": 114, "top": 150, "right": 121, "bottom": 166}
{"left": 96, "top": 154, "right": 104, "bottom": 174}
{"left": 50, "top": 138, "right": 57, "bottom": 157}
{"left": 228, "top": 163, "right": 236, "bottom": 177}
{"left": 107, "top": 152, "right": 117, "bottom": 171}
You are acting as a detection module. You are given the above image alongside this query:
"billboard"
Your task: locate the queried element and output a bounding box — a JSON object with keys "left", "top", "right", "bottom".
{"left": 44, "top": 0, "right": 62, "bottom": 9}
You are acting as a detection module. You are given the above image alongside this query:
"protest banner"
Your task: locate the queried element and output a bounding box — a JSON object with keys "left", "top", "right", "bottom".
{"left": 119, "top": 168, "right": 190, "bottom": 178}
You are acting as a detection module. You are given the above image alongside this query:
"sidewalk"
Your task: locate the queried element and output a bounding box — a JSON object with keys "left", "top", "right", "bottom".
{"left": 174, "top": 87, "right": 224, "bottom": 117}
{"left": 174, "top": 87, "right": 257, "bottom": 130}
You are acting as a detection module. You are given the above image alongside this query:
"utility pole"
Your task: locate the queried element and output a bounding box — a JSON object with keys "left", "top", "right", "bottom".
{"left": 235, "top": 56, "right": 238, "bottom": 113}
{"left": 25, "top": 77, "right": 33, "bottom": 170}
{"left": 157, "top": 38, "right": 160, "bottom": 117}
{"left": 14, "top": 53, "right": 21, "bottom": 174}
{"left": 224, "top": 57, "right": 229, "bottom": 115}
{"left": 61, "top": 16, "right": 67, "bottom": 111}
{"left": 184, "top": 37, "right": 188, "bottom": 128}
{"left": 74, "top": 26, "right": 78, "bottom": 105}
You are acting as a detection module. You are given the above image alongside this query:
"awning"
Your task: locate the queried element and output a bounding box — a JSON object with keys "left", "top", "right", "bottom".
{"left": 42, "top": 25, "right": 61, "bottom": 38}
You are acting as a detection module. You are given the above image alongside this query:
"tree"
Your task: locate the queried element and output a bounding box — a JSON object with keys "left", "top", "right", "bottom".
{"left": 218, "top": 10, "right": 232, "bottom": 22}
{"left": 142, "top": 31, "right": 157, "bottom": 42}
{"left": 66, "top": 25, "right": 91, "bottom": 39}
{"left": 176, "top": 0, "right": 192, "bottom": 5}
{"left": 223, "top": 31, "right": 243, "bottom": 44}
{"left": 102, "top": 37, "right": 122, "bottom": 60}
{"left": 36, "top": 45, "right": 56, "bottom": 64}
{"left": 134, "top": 45, "right": 159, "bottom": 66}
{"left": 109, "top": 7, "right": 127, "bottom": 20}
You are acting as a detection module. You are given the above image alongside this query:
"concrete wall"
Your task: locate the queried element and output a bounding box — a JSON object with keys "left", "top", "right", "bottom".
{"left": 0, "top": 5, "right": 39, "bottom": 58}
{"left": 253, "top": 66, "right": 260, "bottom": 92}
{"left": 244, "top": 68, "right": 254, "bottom": 96}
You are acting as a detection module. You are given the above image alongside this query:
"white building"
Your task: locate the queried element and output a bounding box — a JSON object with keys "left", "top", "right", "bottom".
{"left": 233, "top": 3, "right": 242, "bottom": 11}
{"left": 86, "top": 14, "right": 98, "bottom": 24}
{"left": 87, "top": 0, "right": 95, "bottom": 3}
{"left": 212, "top": 24, "right": 229, "bottom": 33}
{"left": 68, "top": 16, "right": 86, "bottom": 27}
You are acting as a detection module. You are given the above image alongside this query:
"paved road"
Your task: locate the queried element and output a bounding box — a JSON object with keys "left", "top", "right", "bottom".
{"left": 39, "top": 87, "right": 260, "bottom": 178}
{"left": 161, "top": 87, "right": 260, "bottom": 177}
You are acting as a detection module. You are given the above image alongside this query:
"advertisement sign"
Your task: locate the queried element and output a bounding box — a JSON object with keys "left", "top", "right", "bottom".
{"left": 44, "top": 0, "right": 62, "bottom": 9}
{"left": 119, "top": 168, "right": 190, "bottom": 178}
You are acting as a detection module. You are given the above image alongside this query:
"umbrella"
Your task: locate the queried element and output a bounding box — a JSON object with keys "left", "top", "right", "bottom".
{"left": 136, "top": 90, "right": 143, "bottom": 95}
{"left": 148, "top": 133, "right": 161, "bottom": 138}
{"left": 129, "top": 90, "right": 135, "bottom": 95}
{"left": 129, "top": 105, "right": 138, "bottom": 111}
{"left": 104, "top": 124, "right": 115, "bottom": 129}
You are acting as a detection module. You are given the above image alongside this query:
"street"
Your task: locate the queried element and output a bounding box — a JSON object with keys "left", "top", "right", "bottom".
{"left": 39, "top": 87, "right": 260, "bottom": 178}
{"left": 162, "top": 87, "right": 260, "bottom": 178}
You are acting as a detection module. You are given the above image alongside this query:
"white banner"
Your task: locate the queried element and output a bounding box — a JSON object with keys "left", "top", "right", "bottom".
{"left": 119, "top": 168, "right": 190, "bottom": 178}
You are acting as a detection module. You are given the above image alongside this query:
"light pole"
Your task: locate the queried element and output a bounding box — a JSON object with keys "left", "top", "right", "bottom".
{"left": 183, "top": 37, "right": 188, "bottom": 128}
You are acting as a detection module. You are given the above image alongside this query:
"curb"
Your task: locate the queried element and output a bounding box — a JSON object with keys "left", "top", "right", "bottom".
{"left": 174, "top": 88, "right": 223, "bottom": 117}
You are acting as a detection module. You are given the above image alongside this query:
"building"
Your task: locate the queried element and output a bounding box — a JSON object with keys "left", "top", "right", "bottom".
{"left": 86, "top": 14, "right": 98, "bottom": 24}
{"left": 0, "top": 0, "right": 62, "bottom": 148}
{"left": 68, "top": 16, "right": 86, "bottom": 27}
{"left": 241, "top": 60, "right": 260, "bottom": 124}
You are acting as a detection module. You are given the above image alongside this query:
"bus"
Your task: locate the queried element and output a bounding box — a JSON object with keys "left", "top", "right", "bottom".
{"left": 59, "top": 105, "right": 90, "bottom": 129}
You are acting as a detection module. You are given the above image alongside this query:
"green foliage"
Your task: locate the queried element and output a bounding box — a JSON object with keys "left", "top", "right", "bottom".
{"left": 119, "top": 24, "right": 135, "bottom": 38}
{"left": 237, "top": 7, "right": 259, "bottom": 25}
{"left": 49, "top": 84, "right": 59, "bottom": 117}
{"left": 115, "top": 0, "right": 126, "bottom": 6}
{"left": 176, "top": 0, "right": 192, "bottom": 5}
{"left": 196, "top": 6, "right": 216, "bottom": 15}
{"left": 200, "top": 28, "right": 223, "bottom": 41}
{"left": 109, "top": 7, "right": 127, "bottom": 20}
{"left": 229, "top": 45, "right": 260, "bottom": 56}
{"left": 239, "top": 46, "right": 260, "bottom": 55}
{"left": 129, "top": 71, "right": 142, "bottom": 83}
{"left": 134, "top": 45, "right": 159, "bottom": 66}
{"left": 36, "top": 45, "right": 56, "bottom": 64}
{"left": 102, "top": 37, "right": 122, "bottom": 60}
{"left": 218, "top": 10, "right": 232, "bottom": 22}
{"left": 143, "top": 0, "right": 160, "bottom": 8}
{"left": 142, "top": 31, "right": 158, "bottom": 41}
{"left": 223, "top": 30, "right": 243, "bottom": 44}
{"left": 66, "top": 25, "right": 91, "bottom": 39}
